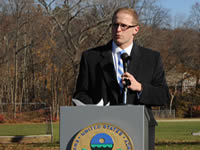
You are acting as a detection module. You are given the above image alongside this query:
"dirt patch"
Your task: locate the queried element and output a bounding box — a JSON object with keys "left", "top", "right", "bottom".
{"left": 0, "top": 135, "right": 52, "bottom": 144}
{"left": 0, "top": 143, "right": 59, "bottom": 150}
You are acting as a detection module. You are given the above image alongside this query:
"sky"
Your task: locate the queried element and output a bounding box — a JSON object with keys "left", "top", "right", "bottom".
{"left": 157, "top": 0, "right": 199, "bottom": 17}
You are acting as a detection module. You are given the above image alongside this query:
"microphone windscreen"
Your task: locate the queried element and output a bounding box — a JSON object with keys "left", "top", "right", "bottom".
{"left": 121, "top": 53, "right": 129, "bottom": 61}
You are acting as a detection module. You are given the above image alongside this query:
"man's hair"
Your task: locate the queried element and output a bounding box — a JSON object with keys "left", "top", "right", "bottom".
{"left": 112, "top": 7, "right": 139, "bottom": 25}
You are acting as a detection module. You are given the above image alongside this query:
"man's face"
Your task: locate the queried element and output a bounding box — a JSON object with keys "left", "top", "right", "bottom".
{"left": 112, "top": 12, "right": 139, "bottom": 49}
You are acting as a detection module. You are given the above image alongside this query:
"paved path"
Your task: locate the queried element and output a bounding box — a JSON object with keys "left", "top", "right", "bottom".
{"left": 157, "top": 118, "right": 200, "bottom": 122}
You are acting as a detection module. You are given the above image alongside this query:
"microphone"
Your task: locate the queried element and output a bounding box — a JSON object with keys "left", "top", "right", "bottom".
{"left": 120, "top": 53, "right": 131, "bottom": 72}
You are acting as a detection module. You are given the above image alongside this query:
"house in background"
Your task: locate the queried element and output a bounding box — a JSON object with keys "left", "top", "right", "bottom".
{"left": 166, "top": 70, "right": 199, "bottom": 93}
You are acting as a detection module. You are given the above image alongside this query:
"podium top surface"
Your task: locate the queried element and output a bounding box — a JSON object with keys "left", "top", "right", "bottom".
{"left": 60, "top": 105, "right": 150, "bottom": 122}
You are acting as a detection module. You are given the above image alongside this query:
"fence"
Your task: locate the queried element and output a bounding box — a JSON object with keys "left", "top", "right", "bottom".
{"left": 152, "top": 109, "right": 176, "bottom": 119}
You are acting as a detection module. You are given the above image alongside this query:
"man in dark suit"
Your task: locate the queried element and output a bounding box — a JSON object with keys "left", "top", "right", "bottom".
{"left": 73, "top": 7, "right": 169, "bottom": 150}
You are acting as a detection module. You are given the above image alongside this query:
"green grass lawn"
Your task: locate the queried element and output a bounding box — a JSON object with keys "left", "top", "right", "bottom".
{"left": 0, "top": 120, "right": 200, "bottom": 149}
{"left": 156, "top": 121, "right": 200, "bottom": 141}
{"left": 0, "top": 123, "right": 60, "bottom": 143}
{"left": 155, "top": 120, "right": 200, "bottom": 150}
{"left": 0, "top": 124, "right": 48, "bottom": 136}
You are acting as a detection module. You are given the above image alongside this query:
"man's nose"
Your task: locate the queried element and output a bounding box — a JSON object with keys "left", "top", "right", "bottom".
{"left": 116, "top": 25, "right": 122, "bottom": 31}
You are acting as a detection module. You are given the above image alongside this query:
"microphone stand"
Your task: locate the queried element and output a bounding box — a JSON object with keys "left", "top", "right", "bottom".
{"left": 123, "top": 78, "right": 131, "bottom": 104}
{"left": 123, "top": 85, "right": 128, "bottom": 104}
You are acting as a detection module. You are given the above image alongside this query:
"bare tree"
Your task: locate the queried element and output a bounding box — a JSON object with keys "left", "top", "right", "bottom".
{"left": 189, "top": 2, "right": 200, "bottom": 31}
{"left": 37, "top": 0, "right": 119, "bottom": 118}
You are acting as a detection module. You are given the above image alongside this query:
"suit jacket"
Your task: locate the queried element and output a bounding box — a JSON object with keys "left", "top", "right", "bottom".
{"left": 73, "top": 41, "right": 169, "bottom": 126}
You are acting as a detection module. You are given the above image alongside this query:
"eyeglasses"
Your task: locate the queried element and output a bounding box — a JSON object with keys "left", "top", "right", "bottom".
{"left": 112, "top": 23, "right": 138, "bottom": 31}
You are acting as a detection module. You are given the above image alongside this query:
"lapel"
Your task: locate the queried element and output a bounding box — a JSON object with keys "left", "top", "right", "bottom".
{"left": 99, "top": 41, "right": 120, "bottom": 104}
{"left": 128, "top": 43, "right": 141, "bottom": 79}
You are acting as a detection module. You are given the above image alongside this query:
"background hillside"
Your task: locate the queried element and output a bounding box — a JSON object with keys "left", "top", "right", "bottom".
{"left": 0, "top": 0, "right": 200, "bottom": 120}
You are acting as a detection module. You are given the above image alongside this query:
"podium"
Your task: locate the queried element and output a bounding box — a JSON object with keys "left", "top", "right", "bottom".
{"left": 60, "top": 105, "right": 150, "bottom": 150}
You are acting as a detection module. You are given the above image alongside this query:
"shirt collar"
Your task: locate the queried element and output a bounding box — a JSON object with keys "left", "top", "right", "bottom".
{"left": 112, "top": 41, "right": 133, "bottom": 56}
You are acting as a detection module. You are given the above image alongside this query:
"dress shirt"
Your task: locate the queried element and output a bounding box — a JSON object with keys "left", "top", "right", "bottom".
{"left": 112, "top": 41, "right": 133, "bottom": 78}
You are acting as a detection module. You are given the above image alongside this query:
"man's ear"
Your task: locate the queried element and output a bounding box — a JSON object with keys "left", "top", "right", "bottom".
{"left": 133, "top": 26, "right": 139, "bottom": 35}
{"left": 135, "top": 26, "right": 140, "bottom": 32}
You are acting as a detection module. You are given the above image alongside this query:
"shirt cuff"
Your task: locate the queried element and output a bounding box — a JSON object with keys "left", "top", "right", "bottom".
{"left": 137, "top": 84, "right": 143, "bottom": 99}
{"left": 137, "top": 91, "right": 142, "bottom": 99}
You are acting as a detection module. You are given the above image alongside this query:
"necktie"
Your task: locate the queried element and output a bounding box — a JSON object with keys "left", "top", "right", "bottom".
{"left": 117, "top": 50, "right": 126, "bottom": 90}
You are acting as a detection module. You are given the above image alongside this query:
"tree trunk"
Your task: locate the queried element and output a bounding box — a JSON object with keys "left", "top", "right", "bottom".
{"left": 170, "top": 84, "right": 177, "bottom": 115}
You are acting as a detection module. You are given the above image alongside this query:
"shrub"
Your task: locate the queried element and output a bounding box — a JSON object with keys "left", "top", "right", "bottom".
{"left": 0, "top": 114, "right": 5, "bottom": 123}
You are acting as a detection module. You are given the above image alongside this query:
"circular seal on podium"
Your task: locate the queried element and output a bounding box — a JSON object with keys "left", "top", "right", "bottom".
{"left": 71, "top": 122, "right": 134, "bottom": 150}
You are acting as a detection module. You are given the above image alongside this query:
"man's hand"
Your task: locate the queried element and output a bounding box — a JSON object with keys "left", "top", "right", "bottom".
{"left": 122, "top": 72, "right": 142, "bottom": 92}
